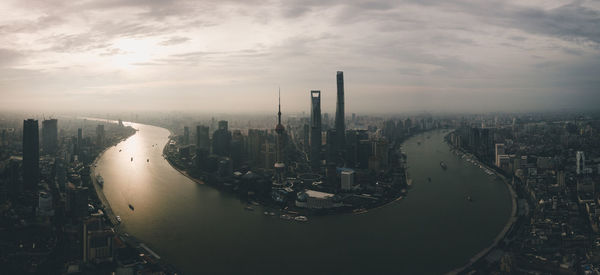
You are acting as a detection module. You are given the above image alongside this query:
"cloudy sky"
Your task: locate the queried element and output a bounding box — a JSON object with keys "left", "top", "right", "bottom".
{"left": 0, "top": 0, "right": 599, "bottom": 114}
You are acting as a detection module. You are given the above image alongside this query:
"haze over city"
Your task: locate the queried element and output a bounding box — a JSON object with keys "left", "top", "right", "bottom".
{"left": 3, "top": 0, "right": 600, "bottom": 274}
{"left": 1, "top": 0, "right": 599, "bottom": 113}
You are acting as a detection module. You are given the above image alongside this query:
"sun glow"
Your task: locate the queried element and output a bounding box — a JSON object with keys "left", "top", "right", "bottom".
{"left": 110, "top": 38, "right": 155, "bottom": 69}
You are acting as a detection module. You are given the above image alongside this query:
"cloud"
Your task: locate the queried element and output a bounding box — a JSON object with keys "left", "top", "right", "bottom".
{"left": 0, "top": 49, "right": 26, "bottom": 69}
{"left": 159, "top": 36, "right": 191, "bottom": 46}
{"left": 99, "top": 48, "right": 128, "bottom": 56}
{"left": 0, "top": 0, "right": 599, "bottom": 112}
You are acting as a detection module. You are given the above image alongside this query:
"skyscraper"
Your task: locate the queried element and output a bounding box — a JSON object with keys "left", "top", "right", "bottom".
{"left": 183, "top": 126, "right": 190, "bottom": 145}
{"left": 77, "top": 128, "right": 83, "bottom": 154}
{"left": 576, "top": 151, "right": 585, "bottom": 175}
{"left": 196, "top": 125, "right": 210, "bottom": 150}
{"left": 96, "top": 125, "right": 105, "bottom": 147}
{"left": 335, "top": 71, "right": 346, "bottom": 154}
{"left": 23, "top": 119, "right": 39, "bottom": 191}
{"left": 42, "top": 119, "right": 58, "bottom": 154}
{"left": 212, "top": 121, "right": 231, "bottom": 157}
{"left": 274, "top": 89, "right": 286, "bottom": 186}
{"left": 310, "top": 90, "right": 322, "bottom": 170}
{"left": 495, "top": 143, "right": 506, "bottom": 167}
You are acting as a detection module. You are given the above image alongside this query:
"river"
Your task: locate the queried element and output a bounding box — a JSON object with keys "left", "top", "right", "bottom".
{"left": 95, "top": 122, "right": 512, "bottom": 274}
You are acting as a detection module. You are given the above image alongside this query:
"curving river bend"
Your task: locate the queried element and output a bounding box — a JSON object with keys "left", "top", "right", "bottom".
{"left": 95, "top": 122, "right": 512, "bottom": 274}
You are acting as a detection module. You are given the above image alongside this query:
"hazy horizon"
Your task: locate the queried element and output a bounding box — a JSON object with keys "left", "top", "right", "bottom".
{"left": 1, "top": 0, "right": 599, "bottom": 113}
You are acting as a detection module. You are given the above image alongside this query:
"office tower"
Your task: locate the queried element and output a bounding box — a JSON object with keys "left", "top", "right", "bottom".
{"left": 218, "top": 120, "right": 228, "bottom": 131}
{"left": 341, "top": 170, "right": 355, "bottom": 191}
{"left": 231, "top": 130, "right": 245, "bottom": 168}
{"left": 196, "top": 125, "right": 210, "bottom": 150}
{"left": 212, "top": 120, "right": 231, "bottom": 157}
{"left": 247, "top": 129, "right": 266, "bottom": 167}
{"left": 323, "top": 113, "right": 329, "bottom": 130}
{"left": 357, "top": 139, "right": 371, "bottom": 170}
{"left": 264, "top": 141, "right": 276, "bottom": 169}
{"left": 345, "top": 130, "right": 358, "bottom": 168}
{"left": 310, "top": 90, "right": 322, "bottom": 170}
{"left": 274, "top": 89, "right": 286, "bottom": 186}
{"left": 42, "top": 119, "right": 58, "bottom": 154}
{"left": 576, "top": 151, "right": 585, "bottom": 175}
{"left": 326, "top": 129, "right": 337, "bottom": 162}
{"left": 37, "top": 191, "right": 54, "bottom": 216}
{"left": 183, "top": 126, "right": 190, "bottom": 145}
{"left": 335, "top": 71, "right": 346, "bottom": 154}
{"left": 83, "top": 215, "right": 115, "bottom": 263}
{"left": 1, "top": 129, "right": 6, "bottom": 146}
{"left": 96, "top": 125, "right": 105, "bottom": 147}
{"left": 404, "top": 118, "right": 412, "bottom": 133}
{"left": 210, "top": 117, "right": 217, "bottom": 136}
{"left": 23, "top": 119, "right": 39, "bottom": 191}
{"left": 77, "top": 128, "right": 83, "bottom": 154}
{"left": 495, "top": 143, "right": 506, "bottom": 167}
{"left": 303, "top": 124, "right": 310, "bottom": 153}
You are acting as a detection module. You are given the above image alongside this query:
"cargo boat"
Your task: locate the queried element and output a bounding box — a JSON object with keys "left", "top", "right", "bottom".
{"left": 96, "top": 174, "right": 104, "bottom": 187}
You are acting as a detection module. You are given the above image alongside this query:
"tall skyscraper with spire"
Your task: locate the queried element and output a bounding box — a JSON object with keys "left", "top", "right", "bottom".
{"left": 335, "top": 71, "right": 346, "bottom": 158}
{"left": 274, "top": 88, "right": 286, "bottom": 186}
{"left": 310, "top": 90, "right": 322, "bottom": 170}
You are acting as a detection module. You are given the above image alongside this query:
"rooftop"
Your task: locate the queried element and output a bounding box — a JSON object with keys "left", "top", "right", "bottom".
{"left": 305, "top": 190, "right": 334, "bottom": 199}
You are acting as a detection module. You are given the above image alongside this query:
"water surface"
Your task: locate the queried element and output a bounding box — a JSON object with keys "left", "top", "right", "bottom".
{"left": 96, "top": 124, "right": 511, "bottom": 274}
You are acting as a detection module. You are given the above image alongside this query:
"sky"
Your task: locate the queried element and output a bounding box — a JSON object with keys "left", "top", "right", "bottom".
{"left": 0, "top": 0, "right": 599, "bottom": 114}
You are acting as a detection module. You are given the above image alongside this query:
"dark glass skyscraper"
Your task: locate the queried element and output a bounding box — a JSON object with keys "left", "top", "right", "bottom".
{"left": 335, "top": 71, "right": 345, "bottom": 154}
{"left": 42, "top": 119, "right": 58, "bottom": 154}
{"left": 212, "top": 121, "right": 231, "bottom": 157}
{"left": 96, "top": 125, "right": 105, "bottom": 147}
{"left": 310, "top": 90, "right": 322, "bottom": 170}
{"left": 196, "top": 125, "right": 210, "bottom": 150}
{"left": 183, "top": 126, "right": 190, "bottom": 145}
{"left": 77, "top": 128, "right": 83, "bottom": 154}
{"left": 23, "top": 119, "right": 39, "bottom": 191}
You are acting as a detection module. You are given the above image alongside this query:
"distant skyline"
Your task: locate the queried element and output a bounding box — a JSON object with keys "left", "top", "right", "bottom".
{"left": 0, "top": 0, "right": 599, "bottom": 113}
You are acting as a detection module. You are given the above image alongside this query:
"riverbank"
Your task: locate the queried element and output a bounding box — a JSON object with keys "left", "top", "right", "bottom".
{"left": 444, "top": 136, "right": 518, "bottom": 275}
{"left": 161, "top": 133, "right": 205, "bottom": 186}
{"left": 90, "top": 131, "right": 136, "bottom": 226}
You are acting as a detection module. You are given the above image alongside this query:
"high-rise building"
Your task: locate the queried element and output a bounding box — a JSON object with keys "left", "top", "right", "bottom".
{"left": 495, "top": 143, "right": 505, "bottom": 167}
{"left": 183, "top": 126, "right": 190, "bottom": 145}
{"left": 576, "top": 151, "right": 585, "bottom": 175}
{"left": 218, "top": 120, "right": 228, "bottom": 131}
{"left": 230, "top": 130, "right": 245, "bottom": 168}
{"left": 341, "top": 170, "right": 355, "bottom": 191}
{"left": 1, "top": 129, "right": 6, "bottom": 146}
{"left": 303, "top": 124, "right": 310, "bottom": 153}
{"left": 96, "top": 125, "right": 105, "bottom": 147}
{"left": 274, "top": 89, "right": 286, "bottom": 186}
{"left": 23, "top": 119, "right": 39, "bottom": 191}
{"left": 196, "top": 125, "right": 210, "bottom": 150}
{"left": 326, "top": 129, "right": 337, "bottom": 162}
{"left": 42, "top": 119, "right": 58, "bottom": 154}
{"left": 247, "top": 129, "right": 266, "bottom": 167}
{"left": 77, "top": 128, "right": 83, "bottom": 154}
{"left": 310, "top": 90, "right": 322, "bottom": 170}
{"left": 83, "top": 215, "right": 115, "bottom": 264}
{"left": 212, "top": 120, "right": 231, "bottom": 157}
{"left": 335, "top": 71, "right": 346, "bottom": 155}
